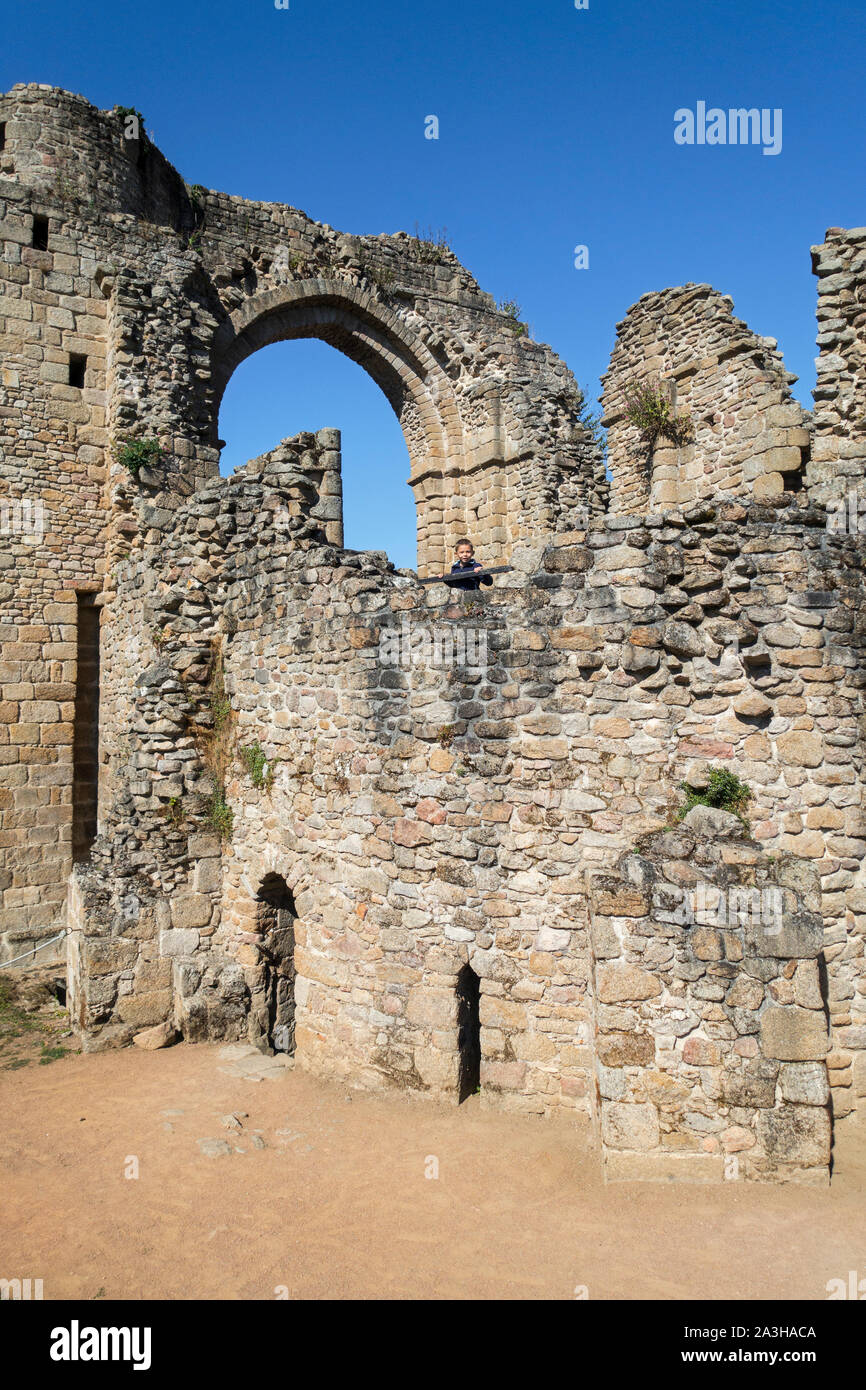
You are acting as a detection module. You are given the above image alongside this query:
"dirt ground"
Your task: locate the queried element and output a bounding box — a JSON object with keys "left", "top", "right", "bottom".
{"left": 2, "top": 1038, "right": 865, "bottom": 1301}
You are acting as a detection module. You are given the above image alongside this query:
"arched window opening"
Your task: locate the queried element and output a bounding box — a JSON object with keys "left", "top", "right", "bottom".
{"left": 217, "top": 339, "right": 416, "bottom": 569}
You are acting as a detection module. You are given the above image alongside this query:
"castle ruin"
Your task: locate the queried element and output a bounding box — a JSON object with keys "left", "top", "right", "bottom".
{"left": 2, "top": 84, "right": 865, "bottom": 1184}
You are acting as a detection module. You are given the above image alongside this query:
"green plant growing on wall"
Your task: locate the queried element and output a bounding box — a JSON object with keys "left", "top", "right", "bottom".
{"left": 497, "top": 299, "right": 527, "bottom": 336}
{"left": 365, "top": 263, "right": 396, "bottom": 294}
{"left": 676, "top": 767, "right": 753, "bottom": 826}
{"left": 412, "top": 223, "right": 451, "bottom": 263}
{"left": 207, "top": 786, "right": 234, "bottom": 839}
{"left": 438, "top": 724, "right": 456, "bottom": 749}
{"left": 113, "top": 437, "right": 164, "bottom": 477}
{"left": 164, "top": 796, "right": 185, "bottom": 827}
{"left": 116, "top": 106, "right": 146, "bottom": 135}
{"left": 51, "top": 158, "right": 82, "bottom": 208}
{"left": 623, "top": 378, "right": 693, "bottom": 450}
{"left": 197, "top": 643, "right": 236, "bottom": 839}
{"left": 239, "top": 741, "right": 274, "bottom": 791}
{"left": 184, "top": 183, "right": 207, "bottom": 250}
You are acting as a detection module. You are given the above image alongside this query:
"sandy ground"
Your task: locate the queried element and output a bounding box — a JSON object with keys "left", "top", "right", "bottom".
{"left": 2, "top": 1040, "right": 865, "bottom": 1301}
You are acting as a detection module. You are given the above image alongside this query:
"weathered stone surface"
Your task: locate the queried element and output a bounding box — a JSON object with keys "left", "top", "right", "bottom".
{"left": 746, "top": 910, "right": 824, "bottom": 960}
{"left": 681, "top": 805, "right": 744, "bottom": 838}
{"left": 604, "top": 1152, "right": 725, "bottom": 1183}
{"left": 597, "top": 1032, "right": 656, "bottom": 1067}
{"left": 756, "top": 1105, "right": 831, "bottom": 1166}
{"left": 596, "top": 963, "right": 662, "bottom": 1003}
{"left": 761, "top": 1007, "right": 829, "bottom": 1061}
{"left": 170, "top": 896, "right": 212, "bottom": 930}
{"left": 132, "top": 1021, "right": 179, "bottom": 1050}
{"left": 779, "top": 1062, "right": 830, "bottom": 1105}
{"left": 601, "top": 1101, "right": 660, "bottom": 1151}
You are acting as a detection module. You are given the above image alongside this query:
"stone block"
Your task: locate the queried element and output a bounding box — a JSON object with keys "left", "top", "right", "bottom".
{"left": 682, "top": 1035, "right": 721, "bottom": 1066}
{"left": 777, "top": 731, "right": 823, "bottom": 768}
{"left": 603, "top": 1152, "right": 725, "bottom": 1183}
{"left": 761, "top": 1006, "right": 829, "bottom": 1061}
{"left": 721, "top": 1067, "right": 777, "bottom": 1108}
{"left": 601, "top": 1101, "right": 660, "bottom": 1151}
{"left": 480, "top": 997, "right": 527, "bottom": 1030}
{"left": 406, "top": 988, "right": 457, "bottom": 1029}
{"left": 170, "top": 894, "right": 212, "bottom": 929}
{"left": 159, "top": 928, "right": 200, "bottom": 957}
{"left": 681, "top": 804, "right": 743, "bottom": 837}
{"left": 132, "top": 1022, "right": 179, "bottom": 1050}
{"left": 756, "top": 1104, "right": 831, "bottom": 1167}
{"left": 116, "top": 990, "right": 173, "bottom": 1028}
{"left": 591, "top": 915, "right": 621, "bottom": 960}
{"left": 779, "top": 1062, "right": 830, "bottom": 1105}
{"left": 193, "top": 857, "right": 222, "bottom": 894}
{"left": 746, "top": 909, "right": 824, "bottom": 960}
{"left": 597, "top": 1031, "right": 655, "bottom": 1066}
{"left": 596, "top": 962, "right": 662, "bottom": 1003}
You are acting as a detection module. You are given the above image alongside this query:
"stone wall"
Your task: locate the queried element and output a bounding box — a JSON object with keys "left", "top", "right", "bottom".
{"left": 2, "top": 83, "right": 866, "bottom": 1181}
{"left": 0, "top": 81, "right": 603, "bottom": 966}
{"left": 64, "top": 436, "right": 866, "bottom": 1167}
{"left": 808, "top": 226, "right": 866, "bottom": 511}
{"left": 591, "top": 812, "right": 831, "bottom": 1185}
{"left": 601, "top": 284, "right": 810, "bottom": 514}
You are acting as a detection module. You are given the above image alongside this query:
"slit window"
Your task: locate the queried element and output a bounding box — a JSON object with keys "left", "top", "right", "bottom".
{"left": 68, "top": 354, "right": 86, "bottom": 389}
{"left": 456, "top": 964, "right": 481, "bottom": 1103}
{"left": 0, "top": 123, "right": 7, "bottom": 153}
{"left": 32, "top": 215, "right": 49, "bottom": 250}
{"left": 72, "top": 593, "right": 101, "bottom": 862}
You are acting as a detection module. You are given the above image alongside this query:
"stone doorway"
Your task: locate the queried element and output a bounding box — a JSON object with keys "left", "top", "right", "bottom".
{"left": 255, "top": 874, "right": 296, "bottom": 1054}
{"left": 456, "top": 964, "right": 481, "bottom": 1103}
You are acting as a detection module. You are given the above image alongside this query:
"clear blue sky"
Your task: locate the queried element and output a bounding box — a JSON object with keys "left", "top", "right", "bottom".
{"left": 4, "top": 0, "right": 864, "bottom": 567}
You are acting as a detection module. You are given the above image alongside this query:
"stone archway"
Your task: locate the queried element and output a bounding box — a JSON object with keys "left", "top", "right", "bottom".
{"left": 210, "top": 281, "right": 467, "bottom": 571}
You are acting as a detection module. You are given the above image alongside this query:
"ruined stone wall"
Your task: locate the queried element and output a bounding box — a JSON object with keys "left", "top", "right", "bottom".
{"left": 601, "top": 284, "right": 810, "bottom": 515}
{"left": 66, "top": 440, "right": 866, "bottom": 1161}
{"left": 0, "top": 104, "right": 111, "bottom": 963}
{"left": 591, "top": 819, "right": 831, "bottom": 1185}
{"left": 0, "top": 81, "right": 603, "bottom": 965}
{"left": 808, "top": 226, "right": 866, "bottom": 511}
{"left": 3, "top": 82, "right": 866, "bottom": 1179}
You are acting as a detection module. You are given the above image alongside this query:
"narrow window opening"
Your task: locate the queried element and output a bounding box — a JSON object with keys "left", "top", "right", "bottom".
{"left": 0, "top": 123, "right": 7, "bottom": 153}
{"left": 68, "top": 354, "right": 86, "bottom": 389}
{"left": 72, "top": 594, "right": 100, "bottom": 862}
{"left": 32, "top": 215, "right": 49, "bottom": 251}
{"left": 456, "top": 964, "right": 481, "bottom": 1102}
{"left": 256, "top": 874, "right": 296, "bottom": 1053}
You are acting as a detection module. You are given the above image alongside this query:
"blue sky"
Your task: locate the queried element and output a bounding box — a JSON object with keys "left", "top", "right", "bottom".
{"left": 4, "top": 0, "right": 864, "bottom": 567}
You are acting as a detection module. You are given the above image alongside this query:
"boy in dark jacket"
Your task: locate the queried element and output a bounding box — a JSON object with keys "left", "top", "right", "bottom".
{"left": 449, "top": 539, "right": 494, "bottom": 592}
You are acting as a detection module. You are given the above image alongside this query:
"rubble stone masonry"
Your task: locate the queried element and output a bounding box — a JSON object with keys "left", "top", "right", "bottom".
{"left": 2, "top": 84, "right": 865, "bottom": 1182}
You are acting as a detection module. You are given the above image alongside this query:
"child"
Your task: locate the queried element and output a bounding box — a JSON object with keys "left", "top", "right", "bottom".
{"left": 449, "top": 539, "right": 493, "bottom": 592}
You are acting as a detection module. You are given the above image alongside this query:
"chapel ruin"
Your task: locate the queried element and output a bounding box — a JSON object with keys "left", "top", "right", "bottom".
{"left": 1, "top": 83, "right": 865, "bottom": 1184}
